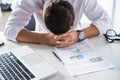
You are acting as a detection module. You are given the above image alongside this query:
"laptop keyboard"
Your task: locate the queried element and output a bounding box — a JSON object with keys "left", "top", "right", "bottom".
{"left": 0, "top": 52, "right": 35, "bottom": 80}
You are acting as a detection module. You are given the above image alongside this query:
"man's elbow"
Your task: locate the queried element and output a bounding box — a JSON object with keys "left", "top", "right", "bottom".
{"left": 4, "top": 27, "right": 17, "bottom": 41}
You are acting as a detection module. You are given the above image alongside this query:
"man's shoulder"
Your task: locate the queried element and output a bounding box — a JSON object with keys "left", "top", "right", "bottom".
{"left": 20, "top": 0, "right": 42, "bottom": 5}
{"left": 26, "top": 0, "right": 42, "bottom": 4}
{"left": 21, "top": 0, "right": 43, "bottom": 9}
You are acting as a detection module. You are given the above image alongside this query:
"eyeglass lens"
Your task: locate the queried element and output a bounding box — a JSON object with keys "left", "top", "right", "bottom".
{"left": 106, "top": 30, "right": 117, "bottom": 37}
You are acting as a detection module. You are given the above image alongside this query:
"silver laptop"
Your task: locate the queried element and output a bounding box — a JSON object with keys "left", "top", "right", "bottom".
{"left": 0, "top": 46, "right": 57, "bottom": 80}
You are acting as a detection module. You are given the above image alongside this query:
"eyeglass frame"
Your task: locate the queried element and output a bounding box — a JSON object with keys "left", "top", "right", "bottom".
{"left": 103, "top": 29, "right": 120, "bottom": 43}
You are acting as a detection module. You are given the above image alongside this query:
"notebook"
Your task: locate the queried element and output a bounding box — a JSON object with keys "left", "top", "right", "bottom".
{"left": 0, "top": 46, "right": 57, "bottom": 80}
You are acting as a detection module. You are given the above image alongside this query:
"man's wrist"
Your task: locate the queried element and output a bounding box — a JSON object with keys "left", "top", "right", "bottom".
{"left": 77, "top": 30, "right": 85, "bottom": 41}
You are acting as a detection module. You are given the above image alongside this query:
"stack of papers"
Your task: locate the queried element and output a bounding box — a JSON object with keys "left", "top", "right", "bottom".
{"left": 54, "top": 40, "right": 114, "bottom": 75}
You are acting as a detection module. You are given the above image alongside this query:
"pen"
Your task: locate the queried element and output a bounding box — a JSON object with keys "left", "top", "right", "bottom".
{"left": 52, "top": 51, "right": 64, "bottom": 65}
{"left": 0, "top": 41, "right": 4, "bottom": 46}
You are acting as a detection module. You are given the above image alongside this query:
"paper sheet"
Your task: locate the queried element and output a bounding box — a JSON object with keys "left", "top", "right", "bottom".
{"left": 54, "top": 40, "right": 114, "bottom": 75}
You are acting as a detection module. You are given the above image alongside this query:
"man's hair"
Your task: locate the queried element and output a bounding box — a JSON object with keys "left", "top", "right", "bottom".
{"left": 44, "top": 0, "right": 75, "bottom": 35}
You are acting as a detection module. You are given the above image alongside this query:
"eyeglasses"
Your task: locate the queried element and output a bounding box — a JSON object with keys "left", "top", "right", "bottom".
{"left": 103, "top": 29, "right": 120, "bottom": 43}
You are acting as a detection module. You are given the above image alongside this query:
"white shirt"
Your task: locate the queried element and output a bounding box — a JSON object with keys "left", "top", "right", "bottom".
{"left": 4, "top": 0, "right": 112, "bottom": 41}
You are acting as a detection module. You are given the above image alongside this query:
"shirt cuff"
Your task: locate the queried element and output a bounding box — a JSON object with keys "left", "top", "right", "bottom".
{"left": 4, "top": 26, "right": 24, "bottom": 42}
{"left": 92, "top": 20, "right": 112, "bottom": 34}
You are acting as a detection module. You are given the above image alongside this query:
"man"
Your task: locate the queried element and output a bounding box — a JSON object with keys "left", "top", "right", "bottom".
{"left": 4, "top": 0, "right": 112, "bottom": 48}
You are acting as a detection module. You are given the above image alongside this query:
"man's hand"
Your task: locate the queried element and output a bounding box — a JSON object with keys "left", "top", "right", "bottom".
{"left": 55, "top": 30, "right": 79, "bottom": 48}
{"left": 44, "top": 33, "right": 57, "bottom": 46}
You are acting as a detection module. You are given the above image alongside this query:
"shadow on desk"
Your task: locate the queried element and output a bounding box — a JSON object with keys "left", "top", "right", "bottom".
{"left": 45, "top": 72, "right": 65, "bottom": 80}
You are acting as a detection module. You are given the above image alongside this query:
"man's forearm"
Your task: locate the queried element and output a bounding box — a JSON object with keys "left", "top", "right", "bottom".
{"left": 81, "top": 24, "right": 99, "bottom": 39}
{"left": 16, "top": 29, "right": 47, "bottom": 44}
{"left": 16, "top": 29, "right": 56, "bottom": 46}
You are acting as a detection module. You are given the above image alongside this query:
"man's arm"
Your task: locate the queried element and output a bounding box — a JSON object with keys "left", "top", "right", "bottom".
{"left": 82, "top": 24, "right": 99, "bottom": 38}
{"left": 84, "top": 0, "right": 112, "bottom": 34}
{"left": 16, "top": 29, "right": 56, "bottom": 46}
{"left": 55, "top": 24, "right": 99, "bottom": 48}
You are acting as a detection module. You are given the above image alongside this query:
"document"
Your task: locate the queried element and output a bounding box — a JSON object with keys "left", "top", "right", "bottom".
{"left": 54, "top": 40, "right": 114, "bottom": 75}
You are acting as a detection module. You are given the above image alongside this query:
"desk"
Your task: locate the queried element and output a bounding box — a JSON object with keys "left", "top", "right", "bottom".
{"left": 0, "top": 32, "right": 120, "bottom": 80}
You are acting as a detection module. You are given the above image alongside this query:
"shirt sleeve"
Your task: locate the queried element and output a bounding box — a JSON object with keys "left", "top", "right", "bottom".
{"left": 83, "top": 0, "right": 112, "bottom": 34}
{"left": 4, "top": 0, "right": 34, "bottom": 41}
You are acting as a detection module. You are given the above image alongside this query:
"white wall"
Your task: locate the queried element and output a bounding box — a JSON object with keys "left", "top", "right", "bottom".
{"left": 113, "top": 0, "right": 120, "bottom": 31}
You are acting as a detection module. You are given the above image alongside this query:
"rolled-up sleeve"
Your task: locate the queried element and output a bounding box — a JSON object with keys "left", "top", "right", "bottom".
{"left": 4, "top": 0, "right": 34, "bottom": 41}
{"left": 84, "top": 0, "right": 112, "bottom": 34}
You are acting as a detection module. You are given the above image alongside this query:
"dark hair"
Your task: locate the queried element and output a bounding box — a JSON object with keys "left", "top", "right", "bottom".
{"left": 44, "top": 1, "right": 75, "bottom": 35}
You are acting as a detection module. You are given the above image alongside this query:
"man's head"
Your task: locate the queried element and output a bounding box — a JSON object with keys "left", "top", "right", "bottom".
{"left": 43, "top": 0, "right": 75, "bottom": 35}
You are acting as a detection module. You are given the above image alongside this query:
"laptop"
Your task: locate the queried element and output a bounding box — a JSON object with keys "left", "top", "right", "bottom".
{"left": 0, "top": 46, "right": 57, "bottom": 80}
